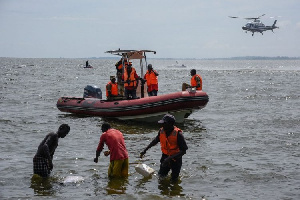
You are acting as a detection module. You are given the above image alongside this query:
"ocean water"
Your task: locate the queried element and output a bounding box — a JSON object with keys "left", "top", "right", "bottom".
{"left": 0, "top": 58, "right": 299, "bottom": 199}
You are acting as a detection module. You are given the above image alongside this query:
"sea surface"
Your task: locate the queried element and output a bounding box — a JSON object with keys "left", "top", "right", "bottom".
{"left": 0, "top": 58, "right": 299, "bottom": 200}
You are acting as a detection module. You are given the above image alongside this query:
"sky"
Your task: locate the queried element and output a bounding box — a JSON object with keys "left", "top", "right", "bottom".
{"left": 0, "top": 0, "right": 299, "bottom": 59}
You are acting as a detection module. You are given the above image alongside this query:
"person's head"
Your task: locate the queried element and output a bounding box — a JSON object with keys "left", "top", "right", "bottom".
{"left": 110, "top": 76, "right": 116, "bottom": 83}
{"left": 190, "top": 69, "right": 196, "bottom": 76}
{"left": 158, "top": 114, "right": 175, "bottom": 132}
{"left": 101, "top": 122, "right": 111, "bottom": 133}
{"left": 57, "top": 124, "right": 70, "bottom": 138}
{"left": 147, "top": 64, "right": 153, "bottom": 71}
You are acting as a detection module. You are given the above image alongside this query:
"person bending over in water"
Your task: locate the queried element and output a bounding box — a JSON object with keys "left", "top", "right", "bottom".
{"left": 33, "top": 124, "right": 70, "bottom": 177}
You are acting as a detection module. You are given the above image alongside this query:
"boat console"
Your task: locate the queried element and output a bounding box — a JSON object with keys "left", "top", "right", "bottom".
{"left": 83, "top": 85, "right": 102, "bottom": 99}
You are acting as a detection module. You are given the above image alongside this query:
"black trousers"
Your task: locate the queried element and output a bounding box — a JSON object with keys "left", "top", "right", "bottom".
{"left": 158, "top": 154, "right": 182, "bottom": 180}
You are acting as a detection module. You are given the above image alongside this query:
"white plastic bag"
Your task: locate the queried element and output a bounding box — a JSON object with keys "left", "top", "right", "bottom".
{"left": 135, "top": 163, "right": 155, "bottom": 177}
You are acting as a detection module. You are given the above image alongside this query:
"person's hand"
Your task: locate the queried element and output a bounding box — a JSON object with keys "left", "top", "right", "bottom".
{"left": 126, "top": 80, "right": 131, "bottom": 84}
{"left": 104, "top": 150, "right": 110, "bottom": 157}
{"left": 140, "top": 150, "right": 146, "bottom": 158}
{"left": 162, "top": 157, "right": 171, "bottom": 167}
{"left": 49, "top": 162, "right": 53, "bottom": 171}
{"left": 94, "top": 157, "right": 98, "bottom": 163}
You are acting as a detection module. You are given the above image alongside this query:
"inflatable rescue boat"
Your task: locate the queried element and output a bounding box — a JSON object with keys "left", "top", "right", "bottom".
{"left": 56, "top": 50, "right": 209, "bottom": 122}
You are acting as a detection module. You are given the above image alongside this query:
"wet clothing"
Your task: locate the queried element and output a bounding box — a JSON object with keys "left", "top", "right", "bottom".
{"left": 108, "top": 158, "right": 129, "bottom": 177}
{"left": 96, "top": 128, "right": 129, "bottom": 177}
{"left": 149, "top": 126, "right": 188, "bottom": 180}
{"left": 191, "top": 74, "right": 202, "bottom": 90}
{"left": 33, "top": 156, "right": 50, "bottom": 177}
{"left": 33, "top": 132, "right": 58, "bottom": 177}
{"left": 159, "top": 153, "right": 182, "bottom": 180}
{"left": 144, "top": 70, "right": 158, "bottom": 96}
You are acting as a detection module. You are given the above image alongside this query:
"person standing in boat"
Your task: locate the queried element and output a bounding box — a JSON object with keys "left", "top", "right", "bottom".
{"left": 94, "top": 122, "right": 129, "bottom": 178}
{"left": 106, "top": 76, "right": 119, "bottom": 101}
{"left": 33, "top": 124, "right": 70, "bottom": 177}
{"left": 140, "top": 114, "right": 188, "bottom": 181}
{"left": 115, "top": 58, "right": 128, "bottom": 96}
{"left": 86, "top": 60, "right": 89, "bottom": 67}
{"left": 143, "top": 64, "right": 159, "bottom": 96}
{"left": 122, "top": 63, "right": 139, "bottom": 99}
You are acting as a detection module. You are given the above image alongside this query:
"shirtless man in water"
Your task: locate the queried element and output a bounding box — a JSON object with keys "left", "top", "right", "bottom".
{"left": 33, "top": 124, "right": 70, "bottom": 177}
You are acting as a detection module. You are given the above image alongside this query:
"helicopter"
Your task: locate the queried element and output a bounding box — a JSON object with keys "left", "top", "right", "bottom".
{"left": 229, "top": 14, "right": 279, "bottom": 36}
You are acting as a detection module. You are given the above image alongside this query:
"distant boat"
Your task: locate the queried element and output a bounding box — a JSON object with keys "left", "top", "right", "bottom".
{"left": 168, "top": 61, "right": 187, "bottom": 68}
{"left": 84, "top": 65, "right": 93, "bottom": 68}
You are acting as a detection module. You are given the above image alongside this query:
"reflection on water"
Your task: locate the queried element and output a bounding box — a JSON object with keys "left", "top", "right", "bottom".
{"left": 106, "top": 177, "right": 128, "bottom": 195}
{"left": 30, "top": 174, "right": 56, "bottom": 196}
{"left": 158, "top": 177, "right": 184, "bottom": 197}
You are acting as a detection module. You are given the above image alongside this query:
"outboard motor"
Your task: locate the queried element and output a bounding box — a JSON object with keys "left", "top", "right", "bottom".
{"left": 83, "top": 85, "right": 102, "bottom": 99}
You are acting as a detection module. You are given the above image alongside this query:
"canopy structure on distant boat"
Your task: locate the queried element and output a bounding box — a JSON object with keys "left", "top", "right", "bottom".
{"left": 105, "top": 49, "right": 157, "bottom": 98}
{"left": 105, "top": 49, "right": 156, "bottom": 60}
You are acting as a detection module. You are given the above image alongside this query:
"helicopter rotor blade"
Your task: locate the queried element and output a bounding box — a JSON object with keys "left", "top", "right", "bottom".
{"left": 244, "top": 14, "right": 266, "bottom": 20}
{"left": 229, "top": 16, "right": 239, "bottom": 18}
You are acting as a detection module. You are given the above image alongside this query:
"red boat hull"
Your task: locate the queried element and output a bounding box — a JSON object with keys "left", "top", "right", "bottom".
{"left": 57, "top": 90, "right": 209, "bottom": 121}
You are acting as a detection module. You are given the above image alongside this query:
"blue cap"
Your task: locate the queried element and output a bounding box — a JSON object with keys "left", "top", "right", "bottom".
{"left": 158, "top": 114, "right": 176, "bottom": 124}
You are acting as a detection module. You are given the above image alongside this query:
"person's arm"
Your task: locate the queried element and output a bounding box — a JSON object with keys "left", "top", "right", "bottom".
{"left": 134, "top": 72, "right": 140, "bottom": 80}
{"left": 94, "top": 134, "right": 105, "bottom": 163}
{"left": 153, "top": 70, "right": 159, "bottom": 76}
{"left": 196, "top": 76, "right": 201, "bottom": 88}
{"left": 140, "top": 132, "right": 160, "bottom": 158}
{"left": 106, "top": 84, "right": 112, "bottom": 97}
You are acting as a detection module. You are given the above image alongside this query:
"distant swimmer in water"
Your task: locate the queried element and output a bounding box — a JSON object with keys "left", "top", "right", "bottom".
{"left": 33, "top": 124, "right": 70, "bottom": 178}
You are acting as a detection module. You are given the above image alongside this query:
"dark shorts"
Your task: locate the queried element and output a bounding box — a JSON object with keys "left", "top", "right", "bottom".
{"left": 158, "top": 154, "right": 182, "bottom": 180}
{"left": 33, "top": 156, "right": 50, "bottom": 177}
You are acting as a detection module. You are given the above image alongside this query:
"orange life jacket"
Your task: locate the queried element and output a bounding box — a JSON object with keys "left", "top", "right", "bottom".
{"left": 116, "top": 60, "right": 128, "bottom": 71}
{"left": 145, "top": 70, "right": 158, "bottom": 86}
{"left": 123, "top": 67, "right": 137, "bottom": 87}
{"left": 159, "top": 126, "right": 181, "bottom": 156}
{"left": 191, "top": 74, "right": 202, "bottom": 90}
{"left": 106, "top": 81, "right": 118, "bottom": 97}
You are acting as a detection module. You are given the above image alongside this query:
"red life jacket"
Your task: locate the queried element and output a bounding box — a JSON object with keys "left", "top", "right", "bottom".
{"left": 145, "top": 70, "right": 158, "bottom": 86}
{"left": 106, "top": 81, "right": 118, "bottom": 97}
{"left": 191, "top": 74, "right": 202, "bottom": 90}
{"left": 123, "top": 67, "right": 137, "bottom": 87}
{"left": 159, "top": 126, "right": 181, "bottom": 156}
